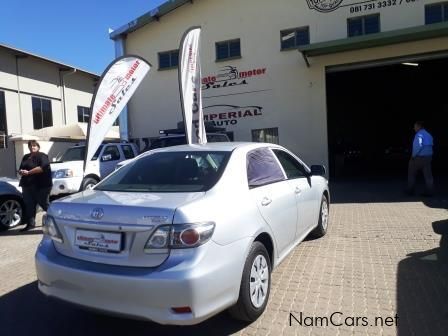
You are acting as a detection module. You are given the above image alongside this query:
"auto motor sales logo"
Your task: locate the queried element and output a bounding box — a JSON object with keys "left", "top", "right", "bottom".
{"left": 202, "top": 65, "right": 266, "bottom": 90}
{"left": 93, "top": 59, "right": 141, "bottom": 124}
{"left": 188, "top": 44, "right": 196, "bottom": 72}
{"left": 306, "top": 0, "right": 344, "bottom": 12}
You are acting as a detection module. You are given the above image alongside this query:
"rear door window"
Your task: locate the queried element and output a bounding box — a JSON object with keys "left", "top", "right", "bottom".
{"left": 121, "top": 145, "right": 135, "bottom": 159}
{"left": 247, "top": 148, "right": 285, "bottom": 188}
{"left": 102, "top": 145, "right": 120, "bottom": 161}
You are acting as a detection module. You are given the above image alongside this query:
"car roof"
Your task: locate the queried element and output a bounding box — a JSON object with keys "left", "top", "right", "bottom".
{"left": 157, "top": 133, "right": 227, "bottom": 139}
{"left": 146, "top": 142, "right": 281, "bottom": 153}
{"left": 69, "top": 142, "right": 133, "bottom": 148}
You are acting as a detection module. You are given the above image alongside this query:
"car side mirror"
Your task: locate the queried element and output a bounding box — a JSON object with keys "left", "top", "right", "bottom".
{"left": 310, "top": 165, "right": 326, "bottom": 176}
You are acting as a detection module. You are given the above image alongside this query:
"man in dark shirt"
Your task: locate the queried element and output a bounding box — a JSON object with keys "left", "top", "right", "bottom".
{"left": 18, "top": 140, "right": 53, "bottom": 231}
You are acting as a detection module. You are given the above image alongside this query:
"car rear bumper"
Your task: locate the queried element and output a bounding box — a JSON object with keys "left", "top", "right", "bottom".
{"left": 35, "top": 237, "right": 249, "bottom": 325}
{"left": 50, "top": 177, "right": 82, "bottom": 196}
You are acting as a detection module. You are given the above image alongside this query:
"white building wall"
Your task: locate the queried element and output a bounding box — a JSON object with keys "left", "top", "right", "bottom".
{"left": 0, "top": 46, "right": 98, "bottom": 177}
{"left": 121, "top": 0, "right": 448, "bottom": 168}
{"left": 4, "top": 91, "right": 21, "bottom": 135}
{"left": 0, "top": 49, "right": 17, "bottom": 89}
{"left": 63, "top": 72, "right": 96, "bottom": 125}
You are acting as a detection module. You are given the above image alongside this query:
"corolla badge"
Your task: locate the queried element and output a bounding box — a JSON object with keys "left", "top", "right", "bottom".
{"left": 306, "top": 0, "right": 344, "bottom": 12}
{"left": 91, "top": 208, "right": 104, "bottom": 220}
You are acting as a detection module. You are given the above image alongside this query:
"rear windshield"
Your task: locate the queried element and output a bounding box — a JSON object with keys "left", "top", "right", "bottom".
{"left": 95, "top": 151, "right": 231, "bottom": 192}
{"left": 59, "top": 146, "right": 102, "bottom": 162}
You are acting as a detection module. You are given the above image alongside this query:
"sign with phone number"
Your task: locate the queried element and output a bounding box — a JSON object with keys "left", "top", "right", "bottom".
{"left": 350, "top": 0, "right": 419, "bottom": 14}
{"left": 306, "top": 0, "right": 419, "bottom": 13}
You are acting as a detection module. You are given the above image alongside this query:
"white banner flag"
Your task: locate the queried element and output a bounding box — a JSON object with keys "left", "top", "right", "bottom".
{"left": 84, "top": 56, "right": 150, "bottom": 171}
{"left": 178, "top": 27, "right": 207, "bottom": 144}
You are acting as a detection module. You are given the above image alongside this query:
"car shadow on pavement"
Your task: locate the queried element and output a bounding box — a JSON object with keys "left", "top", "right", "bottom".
{"left": 0, "top": 282, "right": 249, "bottom": 336}
{"left": 396, "top": 219, "right": 448, "bottom": 335}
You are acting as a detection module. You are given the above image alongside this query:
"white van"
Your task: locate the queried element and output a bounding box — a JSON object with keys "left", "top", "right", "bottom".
{"left": 50, "top": 142, "right": 138, "bottom": 196}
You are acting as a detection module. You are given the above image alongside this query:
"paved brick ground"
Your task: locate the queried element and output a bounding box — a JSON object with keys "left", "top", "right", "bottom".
{"left": 1, "top": 181, "right": 448, "bottom": 336}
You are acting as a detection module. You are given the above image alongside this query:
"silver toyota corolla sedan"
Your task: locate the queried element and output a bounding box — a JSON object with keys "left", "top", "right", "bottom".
{"left": 35, "top": 142, "right": 329, "bottom": 325}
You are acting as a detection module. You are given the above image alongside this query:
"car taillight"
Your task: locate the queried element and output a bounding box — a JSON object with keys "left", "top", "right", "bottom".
{"left": 144, "top": 222, "right": 215, "bottom": 251}
{"left": 42, "top": 215, "right": 63, "bottom": 243}
{"left": 179, "top": 228, "right": 200, "bottom": 246}
{"left": 145, "top": 226, "right": 170, "bottom": 250}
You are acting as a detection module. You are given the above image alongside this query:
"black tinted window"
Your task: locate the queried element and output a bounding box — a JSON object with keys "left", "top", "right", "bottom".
{"left": 60, "top": 145, "right": 103, "bottom": 162}
{"left": 216, "top": 39, "right": 241, "bottom": 60}
{"left": 121, "top": 145, "right": 135, "bottom": 159}
{"left": 96, "top": 151, "right": 231, "bottom": 192}
{"left": 273, "top": 150, "right": 308, "bottom": 179}
{"left": 60, "top": 147, "right": 84, "bottom": 162}
{"left": 32, "top": 97, "right": 53, "bottom": 129}
{"left": 247, "top": 148, "right": 284, "bottom": 188}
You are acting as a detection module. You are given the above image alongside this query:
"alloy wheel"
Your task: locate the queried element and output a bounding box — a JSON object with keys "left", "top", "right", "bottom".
{"left": 321, "top": 199, "right": 329, "bottom": 231}
{"left": 249, "top": 254, "right": 269, "bottom": 308}
{"left": 0, "top": 199, "right": 22, "bottom": 228}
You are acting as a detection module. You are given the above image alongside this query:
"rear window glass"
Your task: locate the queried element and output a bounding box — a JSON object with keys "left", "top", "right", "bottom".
{"left": 96, "top": 151, "right": 231, "bottom": 192}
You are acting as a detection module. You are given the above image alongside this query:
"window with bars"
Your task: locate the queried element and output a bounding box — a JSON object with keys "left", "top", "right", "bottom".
{"left": 0, "top": 91, "right": 6, "bottom": 134}
{"left": 347, "top": 14, "right": 380, "bottom": 37}
{"left": 425, "top": 2, "right": 448, "bottom": 24}
{"left": 0, "top": 131, "right": 5, "bottom": 149}
{"left": 77, "top": 106, "right": 90, "bottom": 123}
{"left": 280, "top": 27, "right": 310, "bottom": 50}
{"left": 0, "top": 91, "right": 6, "bottom": 149}
{"left": 216, "top": 39, "right": 241, "bottom": 61}
{"left": 251, "top": 128, "right": 279, "bottom": 144}
{"left": 158, "top": 50, "right": 179, "bottom": 70}
{"left": 32, "top": 97, "right": 53, "bottom": 129}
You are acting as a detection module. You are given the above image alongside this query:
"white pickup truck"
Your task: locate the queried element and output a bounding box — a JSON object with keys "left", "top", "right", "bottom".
{"left": 50, "top": 142, "right": 138, "bottom": 196}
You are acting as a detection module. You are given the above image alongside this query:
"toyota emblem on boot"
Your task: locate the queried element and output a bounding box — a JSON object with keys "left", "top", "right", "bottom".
{"left": 91, "top": 208, "right": 104, "bottom": 219}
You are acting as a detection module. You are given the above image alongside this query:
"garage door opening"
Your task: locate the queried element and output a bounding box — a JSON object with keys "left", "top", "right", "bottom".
{"left": 326, "top": 56, "right": 448, "bottom": 181}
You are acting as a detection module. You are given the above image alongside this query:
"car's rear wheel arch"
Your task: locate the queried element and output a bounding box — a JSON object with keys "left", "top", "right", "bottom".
{"left": 323, "top": 190, "right": 330, "bottom": 207}
{"left": 254, "top": 232, "right": 274, "bottom": 268}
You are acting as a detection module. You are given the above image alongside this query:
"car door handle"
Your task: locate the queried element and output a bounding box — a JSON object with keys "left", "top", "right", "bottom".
{"left": 295, "top": 187, "right": 302, "bottom": 194}
{"left": 261, "top": 197, "right": 272, "bottom": 206}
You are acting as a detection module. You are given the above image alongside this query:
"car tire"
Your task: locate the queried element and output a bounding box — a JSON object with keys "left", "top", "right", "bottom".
{"left": 81, "top": 177, "right": 99, "bottom": 191}
{"left": 228, "top": 241, "right": 271, "bottom": 322}
{"left": 310, "top": 194, "right": 329, "bottom": 239}
{"left": 0, "top": 196, "right": 24, "bottom": 231}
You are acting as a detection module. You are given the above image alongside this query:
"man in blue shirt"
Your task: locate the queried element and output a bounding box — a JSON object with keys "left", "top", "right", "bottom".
{"left": 406, "top": 121, "right": 434, "bottom": 196}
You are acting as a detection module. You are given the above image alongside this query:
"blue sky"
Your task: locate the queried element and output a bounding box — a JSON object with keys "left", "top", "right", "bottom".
{"left": 1, "top": 0, "right": 166, "bottom": 75}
